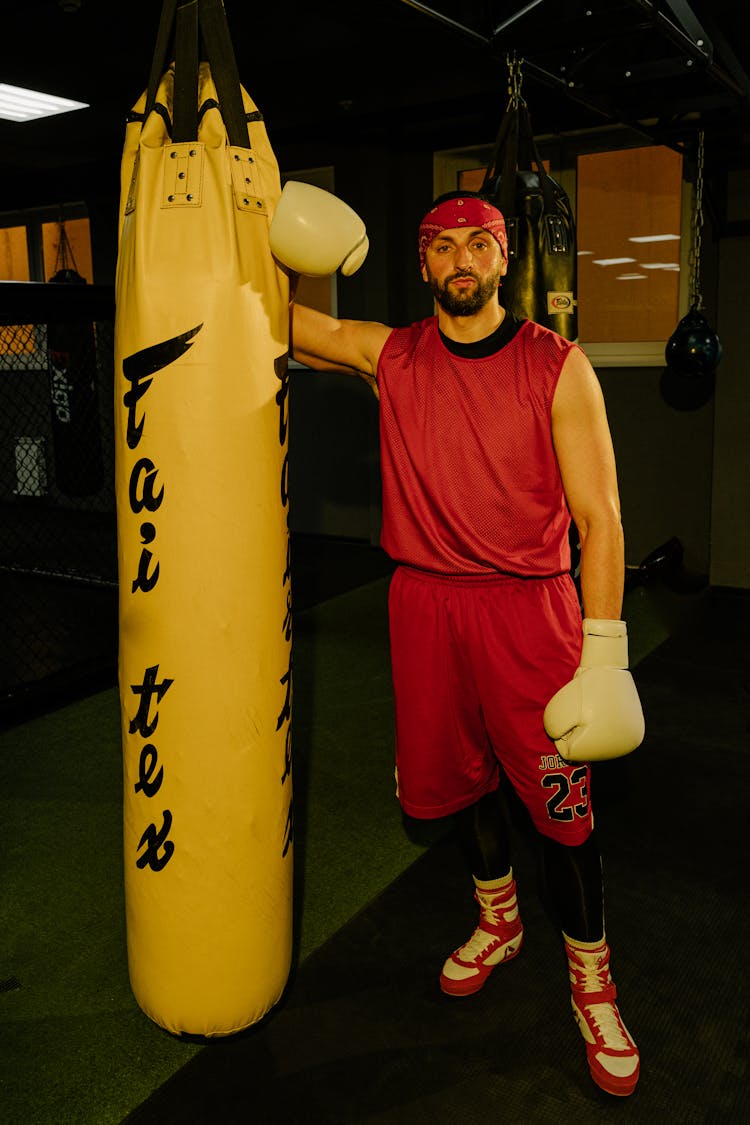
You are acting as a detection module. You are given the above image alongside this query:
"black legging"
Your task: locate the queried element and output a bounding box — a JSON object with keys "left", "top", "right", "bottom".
{"left": 453, "top": 787, "right": 605, "bottom": 942}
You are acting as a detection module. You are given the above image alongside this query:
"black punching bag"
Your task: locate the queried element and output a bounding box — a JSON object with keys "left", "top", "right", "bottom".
{"left": 661, "top": 304, "right": 721, "bottom": 410}
{"left": 665, "top": 306, "right": 722, "bottom": 377}
{"left": 47, "top": 266, "right": 105, "bottom": 497}
{"left": 481, "top": 89, "right": 577, "bottom": 340}
{"left": 662, "top": 130, "right": 721, "bottom": 409}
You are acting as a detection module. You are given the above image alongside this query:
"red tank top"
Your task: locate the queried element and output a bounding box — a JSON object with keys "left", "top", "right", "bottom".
{"left": 377, "top": 316, "right": 577, "bottom": 576}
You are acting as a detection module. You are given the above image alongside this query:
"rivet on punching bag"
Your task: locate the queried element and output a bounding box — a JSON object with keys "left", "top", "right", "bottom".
{"left": 665, "top": 305, "right": 722, "bottom": 377}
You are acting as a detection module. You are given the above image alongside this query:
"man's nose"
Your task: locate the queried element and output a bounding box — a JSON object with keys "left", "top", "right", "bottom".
{"left": 454, "top": 243, "right": 473, "bottom": 268}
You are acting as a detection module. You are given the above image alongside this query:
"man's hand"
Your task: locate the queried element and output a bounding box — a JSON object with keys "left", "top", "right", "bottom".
{"left": 543, "top": 619, "right": 645, "bottom": 761}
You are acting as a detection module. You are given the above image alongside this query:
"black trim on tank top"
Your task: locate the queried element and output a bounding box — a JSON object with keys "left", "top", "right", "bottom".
{"left": 439, "top": 311, "right": 525, "bottom": 358}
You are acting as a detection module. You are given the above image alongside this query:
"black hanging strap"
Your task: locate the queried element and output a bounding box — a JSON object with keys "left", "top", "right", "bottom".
{"left": 478, "top": 69, "right": 578, "bottom": 339}
{"left": 480, "top": 105, "right": 518, "bottom": 216}
{"left": 142, "top": 0, "right": 179, "bottom": 124}
{"left": 140, "top": 0, "right": 251, "bottom": 148}
{"left": 480, "top": 98, "right": 559, "bottom": 217}
{"left": 197, "top": 0, "right": 250, "bottom": 148}
{"left": 519, "top": 102, "right": 561, "bottom": 215}
{"left": 173, "top": 0, "right": 199, "bottom": 142}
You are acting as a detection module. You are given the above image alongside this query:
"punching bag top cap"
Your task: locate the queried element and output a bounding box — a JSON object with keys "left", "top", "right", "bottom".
{"left": 418, "top": 197, "right": 508, "bottom": 271}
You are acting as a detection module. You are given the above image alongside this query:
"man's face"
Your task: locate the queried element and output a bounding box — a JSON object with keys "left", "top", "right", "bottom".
{"left": 422, "top": 226, "right": 507, "bottom": 316}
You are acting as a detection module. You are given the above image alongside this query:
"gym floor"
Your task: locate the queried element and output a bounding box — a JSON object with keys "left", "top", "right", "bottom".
{"left": 1, "top": 537, "right": 748, "bottom": 1123}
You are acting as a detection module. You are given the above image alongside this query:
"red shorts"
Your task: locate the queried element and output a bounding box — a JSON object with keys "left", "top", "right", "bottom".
{"left": 387, "top": 566, "right": 593, "bottom": 845}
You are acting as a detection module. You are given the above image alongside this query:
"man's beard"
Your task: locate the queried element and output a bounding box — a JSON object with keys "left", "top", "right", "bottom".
{"left": 428, "top": 268, "right": 502, "bottom": 316}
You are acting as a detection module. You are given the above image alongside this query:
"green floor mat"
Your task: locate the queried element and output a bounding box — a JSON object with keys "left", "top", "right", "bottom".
{"left": 0, "top": 575, "right": 708, "bottom": 1124}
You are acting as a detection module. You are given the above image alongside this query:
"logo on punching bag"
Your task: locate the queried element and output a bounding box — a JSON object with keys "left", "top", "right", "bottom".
{"left": 121, "top": 323, "right": 203, "bottom": 874}
{"left": 547, "top": 291, "right": 574, "bottom": 313}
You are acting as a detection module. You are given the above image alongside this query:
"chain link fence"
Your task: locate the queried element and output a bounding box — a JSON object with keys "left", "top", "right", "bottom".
{"left": 0, "top": 282, "right": 118, "bottom": 723}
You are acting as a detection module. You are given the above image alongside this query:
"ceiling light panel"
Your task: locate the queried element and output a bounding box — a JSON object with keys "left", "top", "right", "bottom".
{"left": 0, "top": 83, "right": 88, "bottom": 122}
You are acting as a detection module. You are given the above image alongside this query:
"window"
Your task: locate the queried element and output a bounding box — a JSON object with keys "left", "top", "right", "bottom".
{"left": 41, "top": 215, "right": 93, "bottom": 283}
{"left": 0, "top": 202, "right": 93, "bottom": 284}
{"left": 576, "top": 146, "right": 683, "bottom": 355}
{"left": 435, "top": 138, "right": 688, "bottom": 366}
{"left": 0, "top": 202, "right": 93, "bottom": 360}
{"left": 0, "top": 225, "right": 30, "bottom": 282}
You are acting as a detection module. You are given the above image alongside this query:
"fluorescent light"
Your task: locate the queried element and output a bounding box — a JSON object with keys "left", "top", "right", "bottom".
{"left": 640, "top": 262, "right": 680, "bottom": 270}
{"left": 616, "top": 273, "right": 648, "bottom": 280}
{"left": 592, "top": 257, "right": 636, "bottom": 266}
{"left": 0, "top": 83, "right": 88, "bottom": 122}
{"left": 628, "top": 234, "right": 680, "bottom": 243}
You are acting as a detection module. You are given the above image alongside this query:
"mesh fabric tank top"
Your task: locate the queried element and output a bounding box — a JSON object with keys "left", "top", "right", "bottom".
{"left": 377, "top": 315, "right": 578, "bottom": 576}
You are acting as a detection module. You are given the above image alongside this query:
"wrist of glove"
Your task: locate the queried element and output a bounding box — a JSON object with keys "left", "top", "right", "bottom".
{"left": 543, "top": 618, "right": 645, "bottom": 762}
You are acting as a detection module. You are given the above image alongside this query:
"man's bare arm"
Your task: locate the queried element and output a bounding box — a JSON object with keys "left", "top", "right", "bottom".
{"left": 552, "top": 348, "right": 625, "bottom": 620}
{"left": 290, "top": 304, "right": 391, "bottom": 380}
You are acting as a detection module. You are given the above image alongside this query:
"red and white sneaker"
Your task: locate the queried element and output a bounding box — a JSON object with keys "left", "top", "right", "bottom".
{"left": 440, "top": 873, "right": 523, "bottom": 997}
{"left": 565, "top": 937, "right": 640, "bottom": 1097}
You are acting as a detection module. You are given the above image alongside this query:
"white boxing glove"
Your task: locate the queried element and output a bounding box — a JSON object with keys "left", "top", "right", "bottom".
{"left": 543, "top": 619, "right": 645, "bottom": 762}
{"left": 269, "top": 180, "right": 369, "bottom": 277}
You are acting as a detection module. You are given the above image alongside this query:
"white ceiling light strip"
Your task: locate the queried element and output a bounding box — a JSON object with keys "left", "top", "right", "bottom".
{"left": 0, "top": 83, "right": 88, "bottom": 122}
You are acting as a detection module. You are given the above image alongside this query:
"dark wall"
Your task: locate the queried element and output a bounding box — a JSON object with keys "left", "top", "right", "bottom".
{"left": 598, "top": 366, "right": 714, "bottom": 577}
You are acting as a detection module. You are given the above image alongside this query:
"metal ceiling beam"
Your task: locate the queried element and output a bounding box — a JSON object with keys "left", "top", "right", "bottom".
{"left": 398, "top": 0, "right": 750, "bottom": 107}
{"left": 682, "top": 4, "right": 750, "bottom": 96}
{"left": 509, "top": 56, "right": 688, "bottom": 153}
{"left": 492, "top": 0, "right": 546, "bottom": 37}
{"left": 396, "top": 0, "right": 491, "bottom": 48}
{"left": 661, "top": 0, "right": 713, "bottom": 59}
{"left": 629, "top": 0, "right": 750, "bottom": 101}
{"left": 395, "top": 0, "right": 689, "bottom": 151}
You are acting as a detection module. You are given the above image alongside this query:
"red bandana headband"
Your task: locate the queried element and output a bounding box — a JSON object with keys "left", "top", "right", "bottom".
{"left": 418, "top": 197, "right": 508, "bottom": 271}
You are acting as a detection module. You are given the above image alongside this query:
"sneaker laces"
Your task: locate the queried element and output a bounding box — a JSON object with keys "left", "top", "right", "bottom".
{"left": 476, "top": 887, "right": 517, "bottom": 919}
{"left": 478, "top": 900, "right": 504, "bottom": 927}
{"left": 455, "top": 891, "right": 517, "bottom": 956}
{"left": 458, "top": 926, "right": 498, "bottom": 959}
{"left": 572, "top": 965, "right": 610, "bottom": 993}
{"left": 581, "top": 1000, "right": 631, "bottom": 1050}
{"left": 568, "top": 947, "right": 611, "bottom": 994}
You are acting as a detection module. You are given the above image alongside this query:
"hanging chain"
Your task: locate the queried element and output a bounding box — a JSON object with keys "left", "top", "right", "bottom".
{"left": 53, "top": 215, "right": 80, "bottom": 275}
{"left": 507, "top": 53, "right": 524, "bottom": 108}
{"left": 688, "top": 129, "right": 705, "bottom": 312}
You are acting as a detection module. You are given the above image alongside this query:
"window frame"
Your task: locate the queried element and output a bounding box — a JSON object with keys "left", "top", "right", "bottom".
{"left": 433, "top": 133, "right": 691, "bottom": 367}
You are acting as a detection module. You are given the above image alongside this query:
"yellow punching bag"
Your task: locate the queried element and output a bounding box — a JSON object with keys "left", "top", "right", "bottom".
{"left": 113, "top": 0, "right": 292, "bottom": 1036}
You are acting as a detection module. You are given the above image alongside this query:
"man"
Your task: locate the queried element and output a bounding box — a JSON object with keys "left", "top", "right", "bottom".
{"left": 275, "top": 189, "right": 644, "bottom": 1097}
